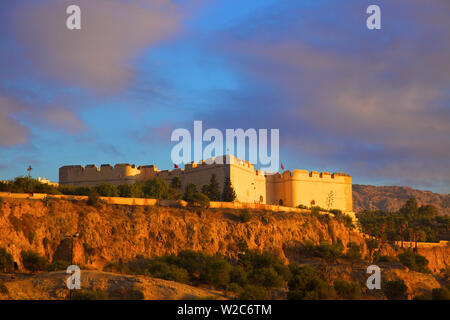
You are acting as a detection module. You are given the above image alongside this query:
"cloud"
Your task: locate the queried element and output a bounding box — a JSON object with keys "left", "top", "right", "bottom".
{"left": 203, "top": 0, "right": 450, "bottom": 189}
{"left": 0, "top": 97, "right": 29, "bottom": 146}
{"left": 10, "top": 0, "right": 183, "bottom": 91}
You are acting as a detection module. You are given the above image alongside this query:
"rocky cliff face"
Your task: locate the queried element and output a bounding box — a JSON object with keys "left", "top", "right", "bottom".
{"left": 0, "top": 198, "right": 365, "bottom": 270}
{"left": 353, "top": 184, "right": 450, "bottom": 215}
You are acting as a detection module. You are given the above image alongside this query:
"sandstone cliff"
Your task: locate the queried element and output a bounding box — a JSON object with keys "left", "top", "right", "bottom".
{"left": 0, "top": 198, "right": 364, "bottom": 270}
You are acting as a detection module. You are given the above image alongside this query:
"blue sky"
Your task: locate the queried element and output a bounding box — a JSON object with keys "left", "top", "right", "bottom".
{"left": 0, "top": 0, "right": 449, "bottom": 193}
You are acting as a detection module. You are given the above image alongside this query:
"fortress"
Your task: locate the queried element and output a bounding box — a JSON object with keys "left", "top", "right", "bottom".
{"left": 59, "top": 155, "right": 352, "bottom": 212}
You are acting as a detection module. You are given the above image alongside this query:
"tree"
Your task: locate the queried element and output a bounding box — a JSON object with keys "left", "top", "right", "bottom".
{"left": 143, "top": 178, "right": 169, "bottom": 199}
{"left": 345, "top": 242, "right": 362, "bottom": 266}
{"left": 21, "top": 250, "right": 47, "bottom": 273}
{"left": 118, "top": 183, "right": 144, "bottom": 198}
{"left": 208, "top": 174, "right": 221, "bottom": 201}
{"left": 222, "top": 176, "right": 236, "bottom": 202}
{"left": 95, "top": 183, "right": 119, "bottom": 197}
{"left": 384, "top": 280, "right": 408, "bottom": 300}
{"left": 400, "top": 198, "right": 418, "bottom": 219}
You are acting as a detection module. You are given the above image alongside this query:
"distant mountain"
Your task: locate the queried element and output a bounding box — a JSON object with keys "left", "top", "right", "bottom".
{"left": 352, "top": 184, "right": 450, "bottom": 215}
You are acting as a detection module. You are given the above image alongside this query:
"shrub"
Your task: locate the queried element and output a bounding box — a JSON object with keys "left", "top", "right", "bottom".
{"left": 237, "top": 285, "right": 270, "bottom": 300}
{"left": 118, "top": 183, "right": 144, "bottom": 198}
{"left": 146, "top": 261, "right": 190, "bottom": 284}
{"left": 0, "top": 281, "right": 8, "bottom": 295}
{"left": 48, "top": 260, "right": 71, "bottom": 271}
{"left": 21, "top": 250, "right": 47, "bottom": 273}
{"left": 0, "top": 247, "right": 14, "bottom": 272}
{"left": 221, "top": 177, "right": 236, "bottom": 202}
{"left": 239, "top": 209, "right": 252, "bottom": 223}
{"left": 431, "top": 287, "right": 450, "bottom": 300}
{"left": 95, "top": 183, "right": 119, "bottom": 197}
{"left": 144, "top": 178, "right": 170, "bottom": 199}
{"left": 71, "top": 290, "right": 108, "bottom": 300}
{"left": 333, "top": 279, "right": 361, "bottom": 300}
{"left": 345, "top": 242, "right": 362, "bottom": 263}
{"left": 103, "top": 262, "right": 131, "bottom": 274}
{"left": 398, "top": 250, "right": 430, "bottom": 273}
{"left": 384, "top": 280, "right": 408, "bottom": 300}
{"left": 288, "top": 265, "right": 336, "bottom": 300}
{"left": 313, "top": 242, "right": 344, "bottom": 263}
{"left": 87, "top": 190, "right": 101, "bottom": 206}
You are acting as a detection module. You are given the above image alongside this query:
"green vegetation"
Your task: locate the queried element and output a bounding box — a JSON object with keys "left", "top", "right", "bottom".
{"left": 48, "top": 260, "right": 71, "bottom": 271}
{"left": 397, "top": 250, "right": 430, "bottom": 273}
{"left": 333, "top": 279, "right": 361, "bottom": 300}
{"left": 0, "top": 177, "right": 61, "bottom": 194}
{"left": 0, "top": 281, "right": 8, "bottom": 295}
{"left": 183, "top": 184, "right": 210, "bottom": 209}
{"left": 0, "top": 247, "right": 14, "bottom": 272}
{"left": 383, "top": 280, "right": 408, "bottom": 300}
{"left": 357, "top": 198, "right": 450, "bottom": 244}
{"left": 21, "top": 250, "right": 47, "bottom": 273}
{"left": 431, "top": 287, "right": 450, "bottom": 300}
{"left": 87, "top": 189, "right": 101, "bottom": 207}
{"left": 221, "top": 176, "right": 236, "bottom": 202}
{"left": 288, "top": 265, "right": 336, "bottom": 300}
{"left": 239, "top": 209, "right": 253, "bottom": 223}
{"left": 107, "top": 249, "right": 291, "bottom": 299}
{"left": 201, "top": 174, "right": 221, "bottom": 201}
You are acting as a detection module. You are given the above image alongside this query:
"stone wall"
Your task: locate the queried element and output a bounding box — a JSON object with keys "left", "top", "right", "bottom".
{"left": 58, "top": 155, "right": 353, "bottom": 212}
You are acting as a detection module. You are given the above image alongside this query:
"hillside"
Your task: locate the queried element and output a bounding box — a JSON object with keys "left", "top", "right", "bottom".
{"left": 353, "top": 184, "right": 450, "bottom": 215}
{"left": 0, "top": 270, "right": 225, "bottom": 300}
{"left": 0, "top": 198, "right": 365, "bottom": 271}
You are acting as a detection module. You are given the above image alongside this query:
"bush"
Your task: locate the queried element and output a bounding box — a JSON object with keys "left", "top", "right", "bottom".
{"left": 95, "top": 183, "right": 119, "bottom": 197}
{"left": 431, "top": 287, "right": 450, "bottom": 300}
{"left": 345, "top": 242, "right": 362, "bottom": 263}
{"left": 146, "top": 261, "right": 190, "bottom": 284}
{"left": 333, "top": 279, "right": 361, "bottom": 300}
{"left": 288, "top": 265, "right": 336, "bottom": 300}
{"left": 103, "top": 262, "right": 131, "bottom": 274}
{"left": 236, "top": 285, "right": 270, "bottom": 300}
{"left": 48, "top": 260, "right": 71, "bottom": 271}
{"left": 0, "top": 247, "right": 14, "bottom": 272}
{"left": 398, "top": 250, "right": 430, "bottom": 273}
{"left": 87, "top": 190, "right": 101, "bottom": 206}
{"left": 21, "top": 250, "right": 47, "bottom": 273}
{"left": 313, "top": 241, "right": 344, "bottom": 263}
{"left": 0, "top": 281, "right": 8, "bottom": 295}
{"left": 239, "top": 209, "right": 252, "bottom": 223}
{"left": 183, "top": 184, "right": 210, "bottom": 209}
{"left": 144, "top": 178, "right": 170, "bottom": 199}
{"left": 384, "top": 280, "right": 408, "bottom": 300}
{"left": 118, "top": 183, "right": 144, "bottom": 198}
{"left": 71, "top": 290, "right": 108, "bottom": 300}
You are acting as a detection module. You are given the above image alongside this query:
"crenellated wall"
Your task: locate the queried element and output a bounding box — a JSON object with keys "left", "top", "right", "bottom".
{"left": 265, "top": 170, "right": 352, "bottom": 211}
{"left": 59, "top": 155, "right": 353, "bottom": 212}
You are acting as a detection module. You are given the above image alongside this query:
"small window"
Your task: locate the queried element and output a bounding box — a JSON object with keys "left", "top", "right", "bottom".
{"left": 279, "top": 199, "right": 283, "bottom": 206}
{"left": 259, "top": 195, "right": 263, "bottom": 203}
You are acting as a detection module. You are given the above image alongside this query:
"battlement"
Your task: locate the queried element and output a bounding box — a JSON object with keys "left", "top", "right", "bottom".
{"left": 58, "top": 155, "right": 352, "bottom": 212}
